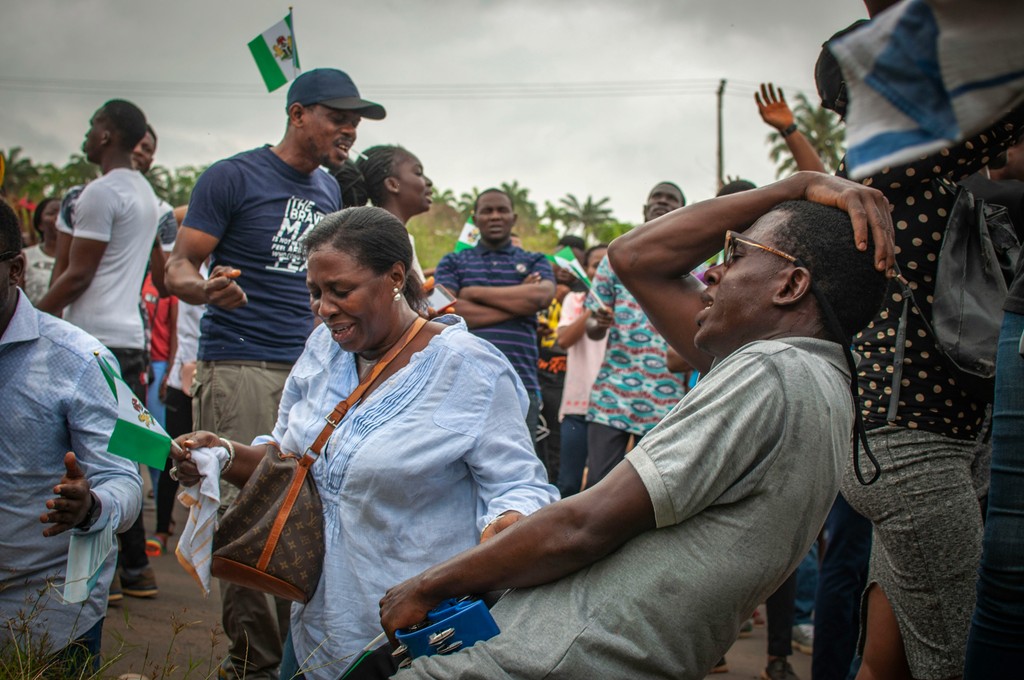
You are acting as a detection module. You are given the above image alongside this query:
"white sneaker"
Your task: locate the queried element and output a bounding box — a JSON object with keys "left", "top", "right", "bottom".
{"left": 792, "top": 623, "right": 814, "bottom": 655}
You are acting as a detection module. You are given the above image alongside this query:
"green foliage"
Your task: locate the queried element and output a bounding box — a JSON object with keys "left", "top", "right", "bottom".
{"left": 559, "top": 193, "right": 615, "bottom": 243}
{"left": 767, "top": 93, "right": 845, "bottom": 177}
{"left": 591, "top": 221, "right": 635, "bottom": 245}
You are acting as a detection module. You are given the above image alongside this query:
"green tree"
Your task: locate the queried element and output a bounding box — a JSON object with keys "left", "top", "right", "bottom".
{"left": 767, "top": 93, "right": 845, "bottom": 177}
{"left": 457, "top": 187, "right": 481, "bottom": 220}
{"left": 499, "top": 180, "right": 539, "bottom": 222}
{"left": 1, "top": 147, "right": 41, "bottom": 198}
{"left": 147, "top": 164, "right": 207, "bottom": 206}
{"left": 559, "top": 193, "right": 614, "bottom": 243}
{"left": 591, "top": 221, "right": 635, "bottom": 245}
{"left": 431, "top": 186, "right": 457, "bottom": 211}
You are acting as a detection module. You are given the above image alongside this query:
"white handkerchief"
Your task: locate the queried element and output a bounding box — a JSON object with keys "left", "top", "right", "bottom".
{"left": 175, "top": 445, "right": 229, "bottom": 596}
{"left": 62, "top": 522, "right": 114, "bottom": 604}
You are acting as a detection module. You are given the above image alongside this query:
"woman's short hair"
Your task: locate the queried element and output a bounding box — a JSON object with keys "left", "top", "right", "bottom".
{"left": 304, "top": 206, "right": 424, "bottom": 308}
{"left": 32, "top": 197, "right": 59, "bottom": 237}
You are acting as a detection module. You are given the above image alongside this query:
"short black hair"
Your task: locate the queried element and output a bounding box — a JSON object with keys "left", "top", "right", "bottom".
{"left": 717, "top": 179, "right": 757, "bottom": 196}
{"left": 146, "top": 124, "right": 158, "bottom": 147}
{"left": 768, "top": 200, "right": 886, "bottom": 339}
{"left": 303, "top": 206, "right": 424, "bottom": 308}
{"left": 98, "top": 99, "right": 148, "bottom": 152}
{"left": 584, "top": 243, "right": 609, "bottom": 267}
{"left": 1, "top": 199, "right": 23, "bottom": 253}
{"left": 32, "top": 197, "right": 59, "bottom": 236}
{"left": 649, "top": 181, "right": 686, "bottom": 206}
{"left": 473, "top": 188, "right": 512, "bottom": 212}
{"left": 557, "top": 235, "right": 586, "bottom": 251}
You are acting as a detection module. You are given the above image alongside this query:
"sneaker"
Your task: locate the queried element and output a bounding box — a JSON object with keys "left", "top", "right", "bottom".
{"left": 709, "top": 657, "right": 729, "bottom": 674}
{"left": 761, "top": 658, "right": 799, "bottom": 680}
{"left": 792, "top": 623, "right": 814, "bottom": 655}
{"left": 108, "top": 571, "right": 123, "bottom": 604}
{"left": 738, "top": 617, "right": 754, "bottom": 638}
{"left": 120, "top": 566, "right": 158, "bottom": 598}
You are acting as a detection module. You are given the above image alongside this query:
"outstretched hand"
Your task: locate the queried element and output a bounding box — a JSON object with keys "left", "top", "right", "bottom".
{"left": 41, "top": 452, "right": 92, "bottom": 536}
{"left": 799, "top": 172, "right": 896, "bottom": 275}
{"left": 755, "top": 82, "right": 796, "bottom": 131}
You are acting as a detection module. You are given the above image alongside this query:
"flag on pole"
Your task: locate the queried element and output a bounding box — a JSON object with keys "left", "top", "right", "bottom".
{"left": 454, "top": 218, "right": 480, "bottom": 252}
{"left": 96, "top": 353, "right": 172, "bottom": 469}
{"left": 248, "top": 11, "right": 300, "bottom": 93}
{"left": 548, "top": 246, "right": 591, "bottom": 288}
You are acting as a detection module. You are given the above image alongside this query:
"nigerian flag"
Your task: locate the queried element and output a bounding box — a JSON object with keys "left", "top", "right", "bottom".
{"left": 454, "top": 218, "right": 480, "bottom": 252}
{"left": 248, "top": 12, "right": 300, "bottom": 92}
{"left": 96, "top": 353, "right": 172, "bottom": 469}
{"left": 548, "top": 246, "right": 591, "bottom": 288}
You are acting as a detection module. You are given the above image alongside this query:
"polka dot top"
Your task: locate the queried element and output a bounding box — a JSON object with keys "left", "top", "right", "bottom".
{"left": 847, "top": 110, "right": 1024, "bottom": 440}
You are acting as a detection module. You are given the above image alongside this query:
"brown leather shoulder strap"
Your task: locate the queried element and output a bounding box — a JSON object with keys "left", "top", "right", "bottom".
{"left": 308, "top": 316, "right": 428, "bottom": 456}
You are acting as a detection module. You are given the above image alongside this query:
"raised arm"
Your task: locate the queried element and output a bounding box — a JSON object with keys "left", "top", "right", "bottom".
{"left": 609, "top": 172, "right": 894, "bottom": 373}
{"left": 756, "top": 82, "right": 827, "bottom": 174}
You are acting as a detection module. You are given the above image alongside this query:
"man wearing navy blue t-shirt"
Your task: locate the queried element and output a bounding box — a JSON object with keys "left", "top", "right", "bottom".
{"left": 434, "top": 189, "right": 555, "bottom": 437}
{"left": 164, "top": 67, "right": 385, "bottom": 680}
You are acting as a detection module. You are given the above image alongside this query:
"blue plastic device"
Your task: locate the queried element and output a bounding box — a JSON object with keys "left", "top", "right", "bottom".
{"left": 395, "top": 597, "right": 499, "bottom": 659}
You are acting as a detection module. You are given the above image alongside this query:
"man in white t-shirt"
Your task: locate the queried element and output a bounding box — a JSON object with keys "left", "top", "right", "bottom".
{"left": 37, "top": 99, "right": 161, "bottom": 600}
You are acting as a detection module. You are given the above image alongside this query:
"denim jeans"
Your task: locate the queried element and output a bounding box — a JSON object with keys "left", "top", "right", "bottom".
{"left": 794, "top": 542, "right": 819, "bottom": 626}
{"left": 964, "top": 311, "right": 1024, "bottom": 678}
{"left": 556, "top": 414, "right": 588, "bottom": 498}
{"left": 812, "top": 493, "right": 871, "bottom": 680}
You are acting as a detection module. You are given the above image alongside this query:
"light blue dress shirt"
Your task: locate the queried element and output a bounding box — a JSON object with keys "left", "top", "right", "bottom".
{"left": 0, "top": 290, "right": 142, "bottom": 650}
{"left": 259, "top": 316, "right": 558, "bottom": 678}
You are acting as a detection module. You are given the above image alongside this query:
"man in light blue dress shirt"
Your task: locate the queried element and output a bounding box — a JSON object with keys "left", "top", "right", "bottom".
{"left": 0, "top": 200, "right": 142, "bottom": 671}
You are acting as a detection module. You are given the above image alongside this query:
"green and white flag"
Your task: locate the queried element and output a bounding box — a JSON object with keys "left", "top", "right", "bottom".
{"left": 248, "top": 12, "right": 300, "bottom": 92}
{"left": 96, "top": 353, "right": 172, "bottom": 469}
{"left": 548, "top": 246, "right": 591, "bottom": 288}
{"left": 454, "top": 218, "right": 480, "bottom": 252}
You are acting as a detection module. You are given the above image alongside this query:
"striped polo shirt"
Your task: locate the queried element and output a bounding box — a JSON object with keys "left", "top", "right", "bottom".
{"left": 434, "top": 243, "right": 554, "bottom": 393}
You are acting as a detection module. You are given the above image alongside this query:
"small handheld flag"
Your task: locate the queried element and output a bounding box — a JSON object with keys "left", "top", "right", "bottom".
{"left": 248, "top": 10, "right": 300, "bottom": 92}
{"left": 547, "top": 246, "right": 591, "bottom": 288}
{"left": 96, "top": 353, "right": 173, "bottom": 469}
{"left": 454, "top": 218, "right": 480, "bottom": 252}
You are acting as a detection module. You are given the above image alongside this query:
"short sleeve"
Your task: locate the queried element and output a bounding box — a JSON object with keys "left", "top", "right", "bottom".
{"left": 156, "top": 202, "right": 178, "bottom": 252}
{"left": 585, "top": 255, "right": 616, "bottom": 313}
{"left": 433, "top": 253, "right": 462, "bottom": 295}
{"left": 182, "top": 160, "right": 242, "bottom": 240}
{"left": 626, "top": 350, "right": 784, "bottom": 528}
{"left": 72, "top": 182, "right": 118, "bottom": 242}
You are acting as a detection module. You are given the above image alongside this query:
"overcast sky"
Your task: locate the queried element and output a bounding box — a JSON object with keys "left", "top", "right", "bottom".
{"left": 0, "top": 0, "right": 868, "bottom": 221}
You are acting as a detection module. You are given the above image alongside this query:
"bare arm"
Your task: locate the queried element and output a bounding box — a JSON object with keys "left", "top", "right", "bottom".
{"left": 380, "top": 462, "right": 655, "bottom": 640}
{"left": 49, "top": 230, "right": 73, "bottom": 287}
{"left": 460, "top": 279, "right": 556, "bottom": 316}
{"left": 584, "top": 306, "right": 613, "bottom": 341}
{"left": 609, "top": 172, "right": 895, "bottom": 374}
{"left": 556, "top": 310, "right": 590, "bottom": 349}
{"left": 166, "top": 226, "right": 246, "bottom": 308}
{"left": 756, "top": 83, "right": 827, "bottom": 174}
{"left": 149, "top": 243, "right": 169, "bottom": 297}
{"left": 36, "top": 236, "right": 107, "bottom": 314}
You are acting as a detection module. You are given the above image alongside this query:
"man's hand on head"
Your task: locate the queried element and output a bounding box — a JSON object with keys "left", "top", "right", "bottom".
{"left": 204, "top": 265, "right": 247, "bottom": 309}
{"left": 41, "top": 452, "right": 93, "bottom": 536}
{"left": 797, "top": 172, "right": 896, "bottom": 275}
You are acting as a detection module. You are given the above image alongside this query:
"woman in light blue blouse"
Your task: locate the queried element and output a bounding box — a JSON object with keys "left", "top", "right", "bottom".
{"left": 172, "top": 206, "right": 557, "bottom": 679}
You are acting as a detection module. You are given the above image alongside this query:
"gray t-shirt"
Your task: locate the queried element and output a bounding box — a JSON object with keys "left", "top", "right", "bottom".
{"left": 404, "top": 338, "right": 851, "bottom": 679}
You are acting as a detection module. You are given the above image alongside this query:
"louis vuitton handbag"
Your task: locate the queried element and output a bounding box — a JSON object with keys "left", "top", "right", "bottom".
{"left": 211, "top": 317, "right": 427, "bottom": 603}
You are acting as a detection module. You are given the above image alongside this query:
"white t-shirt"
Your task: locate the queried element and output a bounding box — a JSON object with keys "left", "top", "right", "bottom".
{"left": 63, "top": 169, "right": 159, "bottom": 350}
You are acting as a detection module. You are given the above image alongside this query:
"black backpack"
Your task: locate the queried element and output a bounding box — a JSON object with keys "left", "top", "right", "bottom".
{"left": 888, "top": 179, "right": 1020, "bottom": 419}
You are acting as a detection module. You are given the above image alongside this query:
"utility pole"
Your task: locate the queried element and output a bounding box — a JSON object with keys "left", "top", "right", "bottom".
{"left": 717, "top": 78, "right": 726, "bottom": 192}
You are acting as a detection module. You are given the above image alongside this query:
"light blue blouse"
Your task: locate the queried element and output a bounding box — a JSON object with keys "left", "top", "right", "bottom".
{"left": 255, "top": 316, "right": 558, "bottom": 677}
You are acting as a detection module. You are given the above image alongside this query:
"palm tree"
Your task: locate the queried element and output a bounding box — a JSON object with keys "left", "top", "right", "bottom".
{"left": 767, "top": 93, "right": 845, "bottom": 177}
{"left": 457, "top": 187, "right": 481, "bottom": 220}
{"left": 431, "top": 186, "right": 457, "bottom": 211}
{"left": 559, "top": 193, "right": 614, "bottom": 242}
{"left": 499, "top": 180, "right": 539, "bottom": 221}
{"left": 1, "top": 147, "right": 40, "bottom": 198}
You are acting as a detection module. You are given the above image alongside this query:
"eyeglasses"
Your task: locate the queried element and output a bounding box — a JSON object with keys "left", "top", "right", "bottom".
{"left": 0, "top": 250, "right": 20, "bottom": 262}
{"left": 723, "top": 230, "right": 799, "bottom": 267}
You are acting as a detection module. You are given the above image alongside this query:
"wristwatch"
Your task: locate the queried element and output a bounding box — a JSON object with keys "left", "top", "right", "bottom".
{"left": 75, "top": 492, "right": 101, "bottom": 531}
{"left": 781, "top": 123, "right": 799, "bottom": 138}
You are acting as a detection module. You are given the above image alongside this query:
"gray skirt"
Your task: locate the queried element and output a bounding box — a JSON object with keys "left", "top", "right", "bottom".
{"left": 841, "top": 424, "right": 986, "bottom": 680}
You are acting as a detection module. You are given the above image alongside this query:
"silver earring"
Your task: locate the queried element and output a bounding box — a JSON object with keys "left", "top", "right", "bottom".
{"left": 393, "top": 287, "right": 402, "bottom": 301}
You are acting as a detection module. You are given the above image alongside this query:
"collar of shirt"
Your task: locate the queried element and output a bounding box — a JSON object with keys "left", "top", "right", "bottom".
{"left": 473, "top": 242, "right": 518, "bottom": 256}
{"left": 1, "top": 290, "right": 40, "bottom": 347}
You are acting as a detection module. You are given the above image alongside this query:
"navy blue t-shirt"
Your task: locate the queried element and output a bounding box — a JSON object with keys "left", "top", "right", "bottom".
{"left": 186, "top": 146, "right": 341, "bottom": 362}
{"left": 434, "top": 243, "right": 554, "bottom": 392}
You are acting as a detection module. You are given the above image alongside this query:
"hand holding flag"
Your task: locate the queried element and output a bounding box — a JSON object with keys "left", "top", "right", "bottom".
{"left": 97, "top": 353, "right": 174, "bottom": 469}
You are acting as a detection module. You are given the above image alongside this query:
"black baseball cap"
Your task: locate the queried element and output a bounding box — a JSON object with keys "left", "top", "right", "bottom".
{"left": 286, "top": 68, "right": 386, "bottom": 120}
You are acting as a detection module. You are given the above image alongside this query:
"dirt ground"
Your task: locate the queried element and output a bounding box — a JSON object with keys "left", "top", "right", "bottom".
{"left": 102, "top": 480, "right": 812, "bottom": 680}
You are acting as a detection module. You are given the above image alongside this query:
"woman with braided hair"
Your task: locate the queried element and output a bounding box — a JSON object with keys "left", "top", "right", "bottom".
{"left": 335, "top": 145, "right": 433, "bottom": 281}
